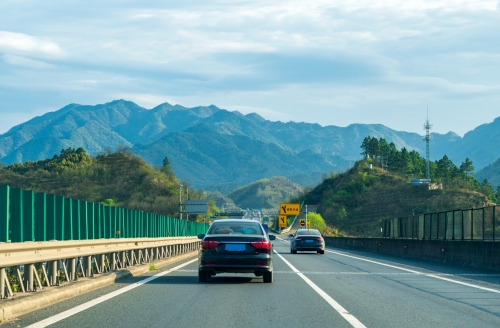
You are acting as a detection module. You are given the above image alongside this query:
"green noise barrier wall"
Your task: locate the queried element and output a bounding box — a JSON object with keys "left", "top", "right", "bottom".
{"left": 0, "top": 184, "right": 209, "bottom": 243}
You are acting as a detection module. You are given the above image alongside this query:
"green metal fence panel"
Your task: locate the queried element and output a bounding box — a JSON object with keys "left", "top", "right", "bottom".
{"left": 22, "top": 190, "right": 35, "bottom": 242}
{"left": 87, "top": 202, "right": 94, "bottom": 240}
{"left": 99, "top": 204, "right": 106, "bottom": 239}
{"left": 111, "top": 206, "right": 118, "bottom": 238}
{"left": 463, "top": 210, "right": 472, "bottom": 240}
{"left": 0, "top": 185, "right": 9, "bottom": 242}
{"left": 145, "top": 213, "right": 149, "bottom": 237}
{"left": 80, "top": 200, "right": 88, "bottom": 240}
{"left": 121, "top": 208, "right": 125, "bottom": 238}
{"left": 72, "top": 199, "right": 81, "bottom": 240}
{"left": 95, "top": 203, "right": 101, "bottom": 239}
{"left": 44, "top": 194, "right": 55, "bottom": 240}
{"left": 34, "top": 192, "right": 46, "bottom": 242}
{"left": 64, "top": 197, "right": 73, "bottom": 240}
{"left": 104, "top": 206, "right": 111, "bottom": 239}
{"left": 55, "top": 195, "right": 64, "bottom": 240}
{"left": 10, "top": 188, "right": 23, "bottom": 242}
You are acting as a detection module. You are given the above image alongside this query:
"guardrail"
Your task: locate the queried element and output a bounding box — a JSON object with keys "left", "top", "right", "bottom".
{"left": 0, "top": 236, "right": 200, "bottom": 299}
{"left": 0, "top": 185, "right": 209, "bottom": 242}
{"left": 382, "top": 205, "right": 500, "bottom": 240}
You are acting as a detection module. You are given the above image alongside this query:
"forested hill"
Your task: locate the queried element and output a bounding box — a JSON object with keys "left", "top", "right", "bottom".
{"left": 227, "top": 176, "right": 303, "bottom": 209}
{"left": 299, "top": 139, "right": 498, "bottom": 237}
{"left": 0, "top": 148, "right": 213, "bottom": 219}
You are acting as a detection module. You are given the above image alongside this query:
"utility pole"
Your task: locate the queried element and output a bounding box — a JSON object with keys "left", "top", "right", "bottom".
{"left": 179, "top": 184, "right": 183, "bottom": 221}
{"left": 305, "top": 204, "right": 308, "bottom": 230}
{"left": 423, "top": 109, "right": 432, "bottom": 183}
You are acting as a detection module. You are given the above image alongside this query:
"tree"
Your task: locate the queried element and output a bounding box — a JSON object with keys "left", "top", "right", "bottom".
{"left": 360, "top": 137, "right": 370, "bottom": 158}
{"left": 161, "top": 156, "right": 175, "bottom": 178}
{"left": 480, "top": 179, "right": 496, "bottom": 201}
{"left": 307, "top": 212, "right": 327, "bottom": 232}
{"left": 460, "top": 158, "right": 474, "bottom": 182}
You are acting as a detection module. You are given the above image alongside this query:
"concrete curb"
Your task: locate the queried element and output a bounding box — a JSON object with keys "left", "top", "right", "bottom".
{"left": 0, "top": 251, "right": 198, "bottom": 323}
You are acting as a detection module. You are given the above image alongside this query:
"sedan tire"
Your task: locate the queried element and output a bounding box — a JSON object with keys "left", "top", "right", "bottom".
{"left": 198, "top": 270, "right": 208, "bottom": 282}
{"left": 263, "top": 270, "right": 273, "bottom": 283}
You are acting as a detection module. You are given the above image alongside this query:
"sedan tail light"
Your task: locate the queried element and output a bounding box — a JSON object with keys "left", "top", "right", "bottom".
{"left": 250, "top": 240, "right": 271, "bottom": 249}
{"left": 295, "top": 237, "right": 302, "bottom": 241}
{"left": 316, "top": 237, "right": 324, "bottom": 241}
{"left": 202, "top": 240, "right": 221, "bottom": 249}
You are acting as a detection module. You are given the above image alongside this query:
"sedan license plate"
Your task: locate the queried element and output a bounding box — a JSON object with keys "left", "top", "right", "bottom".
{"left": 225, "top": 244, "right": 246, "bottom": 251}
{"left": 305, "top": 240, "right": 314, "bottom": 243}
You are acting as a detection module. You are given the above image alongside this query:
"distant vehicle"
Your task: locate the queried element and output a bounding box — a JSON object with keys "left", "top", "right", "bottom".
{"left": 197, "top": 219, "right": 276, "bottom": 283}
{"left": 289, "top": 229, "right": 325, "bottom": 254}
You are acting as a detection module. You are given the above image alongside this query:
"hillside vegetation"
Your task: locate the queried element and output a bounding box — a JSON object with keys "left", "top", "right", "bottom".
{"left": 477, "top": 157, "right": 500, "bottom": 189}
{"left": 299, "top": 137, "right": 498, "bottom": 237}
{"left": 0, "top": 147, "right": 215, "bottom": 220}
{"left": 227, "top": 176, "right": 303, "bottom": 209}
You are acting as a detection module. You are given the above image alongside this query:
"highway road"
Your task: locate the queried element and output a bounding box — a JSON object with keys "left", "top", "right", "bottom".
{"left": 6, "top": 237, "right": 500, "bottom": 328}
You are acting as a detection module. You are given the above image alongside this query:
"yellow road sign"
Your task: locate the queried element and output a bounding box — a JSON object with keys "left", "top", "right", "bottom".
{"left": 279, "top": 203, "right": 300, "bottom": 215}
{"left": 278, "top": 215, "right": 287, "bottom": 228}
{"left": 299, "top": 219, "right": 305, "bottom": 227}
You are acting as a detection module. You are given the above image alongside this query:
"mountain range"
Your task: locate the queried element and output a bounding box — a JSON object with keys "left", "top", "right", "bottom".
{"left": 1, "top": 100, "right": 499, "bottom": 190}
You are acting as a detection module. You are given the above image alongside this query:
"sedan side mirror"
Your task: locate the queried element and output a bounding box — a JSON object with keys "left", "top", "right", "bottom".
{"left": 269, "top": 235, "right": 276, "bottom": 241}
{"left": 197, "top": 234, "right": 205, "bottom": 240}
{"left": 289, "top": 234, "right": 293, "bottom": 238}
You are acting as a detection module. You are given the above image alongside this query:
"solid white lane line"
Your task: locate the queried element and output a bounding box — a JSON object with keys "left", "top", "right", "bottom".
{"left": 325, "top": 249, "right": 500, "bottom": 294}
{"left": 274, "top": 250, "right": 366, "bottom": 328}
{"left": 27, "top": 258, "right": 198, "bottom": 328}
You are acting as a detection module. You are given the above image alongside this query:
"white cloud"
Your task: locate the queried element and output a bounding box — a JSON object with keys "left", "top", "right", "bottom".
{"left": 0, "top": 31, "right": 64, "bottom": 57}
{"left": 2, "top": 54, "right": 56, "bottom": 69}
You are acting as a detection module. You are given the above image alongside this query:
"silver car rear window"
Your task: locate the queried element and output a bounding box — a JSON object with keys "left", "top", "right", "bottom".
{"left": 297, "top": 229, "right": 321, "bottom": 236}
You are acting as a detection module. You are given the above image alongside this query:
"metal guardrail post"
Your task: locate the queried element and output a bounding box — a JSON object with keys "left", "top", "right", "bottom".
{"left": 69, "top": 258, "right": 76, "bottom": 281}
{"left": 84, "top": 256, "right": 92, "bottom": 277}
{"left": 25, "top": 263, "right": 34, "bottom": 291}
{"left": 111, "top": 253, "right": 117, "bottom": 271}
{"left": 0, "top": 267, "right": 5, "bottom": 298}
{"left": 49, "top": 260, "right": 58, "bottom": 285}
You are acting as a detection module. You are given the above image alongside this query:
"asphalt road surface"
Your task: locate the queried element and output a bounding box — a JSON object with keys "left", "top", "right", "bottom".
{"left": 5, "top": 236, "right": 500, "bottom": 328}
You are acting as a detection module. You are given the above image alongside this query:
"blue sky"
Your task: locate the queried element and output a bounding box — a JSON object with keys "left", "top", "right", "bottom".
{"left": 0, "top": 0, "right": 499, "bottom": 136}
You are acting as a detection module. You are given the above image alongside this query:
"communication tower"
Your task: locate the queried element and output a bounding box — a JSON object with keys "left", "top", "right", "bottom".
{"left": 422, "top": 110, "right": 432, "bottom": 182}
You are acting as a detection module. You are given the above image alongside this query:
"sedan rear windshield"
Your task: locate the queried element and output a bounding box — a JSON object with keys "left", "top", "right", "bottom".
{"left": 297, "top": 229, "right": 321, "bottom": 236}
{"left": 208, "top": 222, "right": 263, "bottom": 235}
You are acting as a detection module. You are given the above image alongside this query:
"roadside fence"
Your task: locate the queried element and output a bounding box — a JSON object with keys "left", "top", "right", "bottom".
{"left": 382, "top": 205, "right": 500, "bottom": 240}
{"left": 0, "top": 184, "right": 209, "bottom": 242}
